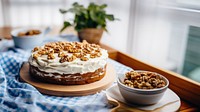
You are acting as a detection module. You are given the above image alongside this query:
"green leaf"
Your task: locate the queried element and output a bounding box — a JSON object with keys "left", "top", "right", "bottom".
{"left": 104, "top": 28, "right": 108, "bottom": 32}
{"left": 100, "top": 4, "right": 107, "bottom": 9}
{"left": 73, "top": 2, "right": 79, "bottom": 6}
{"left": 106, "top": 14, "right": 114, "bottom": 21}
{"left": 60, "top": 21, "right": 72, "bottom": 33}
{"left": 59, "top": 9, "right": 68, "bottom": 14}
{"left": 89, "top": 2, "right": 96, "bottom": 8}
{"left": 89, "top": 10, "right": 97, "bottom": 21}
{"left": 114, "top": 18, "right": 120, "bottom": 21}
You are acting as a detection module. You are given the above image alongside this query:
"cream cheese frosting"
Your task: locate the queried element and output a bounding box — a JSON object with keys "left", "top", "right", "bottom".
{"left": 29, "top": 42, "right": 108, "bottom": 75}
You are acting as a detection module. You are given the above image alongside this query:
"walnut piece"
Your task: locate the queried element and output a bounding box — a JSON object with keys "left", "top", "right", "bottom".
{"left": 32, "top": 47, "right": 39, "bottom": 52}
{"left": 58, "top": 52, "right": 65, "bottom": 57}
{"left": 60, "top": 56, "right": 67, "bottom": 63}
{"left": 47, "top": 53, "right": 55, "bottom": 60}
{"left": 54, "top": 47, "right": 62, "bottom": 53}
{"left": 73, "top": 53, "right": 82, "bottom": 58}
{"left": 68, "top": 48, "right": 81, "bottom": 53}
{"left": 90, "top": 52, "right": 102, "bottom": 58}
{"left": 33, "top": 53, "right": 40, "bottom": 59}
{"left": 38, "top": 50, "right": 47, "bottom": 55}
{"left": 80, "top": 56, "right": 89, "bottom": 61}
{"left": 64, "top": 45, "right": 72, "bottom": 51}
{"left": 59, "top": 55, "right": 76, "bottom": 63}
{"left": 67, "top": 55, "right": 76, "bottom": 62}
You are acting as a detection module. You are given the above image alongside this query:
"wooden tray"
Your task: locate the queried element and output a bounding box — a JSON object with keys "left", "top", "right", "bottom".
{"left": 20, "top": 63, "right": 116, "bottom": 96}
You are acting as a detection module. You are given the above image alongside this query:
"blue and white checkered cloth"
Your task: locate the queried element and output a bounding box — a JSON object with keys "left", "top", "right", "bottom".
{"left": 0, "top": 36, "right": 132, "bottom": 112}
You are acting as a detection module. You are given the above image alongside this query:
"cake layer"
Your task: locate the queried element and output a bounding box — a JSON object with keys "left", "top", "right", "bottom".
{"left": 29, "top": 64, "right": 106, "bottom": 85}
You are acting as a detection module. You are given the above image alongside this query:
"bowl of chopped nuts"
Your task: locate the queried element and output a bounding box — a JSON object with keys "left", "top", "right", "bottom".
{"left": 11, "top": 27, "right": 49, "bottom": 50}
{"left": 117, "top": 70, "right": 169, "bottom": 105}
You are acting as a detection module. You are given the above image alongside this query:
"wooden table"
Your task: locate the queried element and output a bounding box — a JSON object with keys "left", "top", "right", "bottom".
{"left": 0, "top": 26, "right": 199, "bottom": 111}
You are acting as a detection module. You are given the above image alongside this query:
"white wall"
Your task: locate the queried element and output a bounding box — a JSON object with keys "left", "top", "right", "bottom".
{"left": 129, "top": 0, "right": 174, "bottom": 69}
{"left": 0, "top": 0, "right": 4, "bottom": 27}
{"left": 8, "top": 0, "right": 65, "bottom": 27}
{"left": 99, "top": 0, "right": 131, "bottom": 53}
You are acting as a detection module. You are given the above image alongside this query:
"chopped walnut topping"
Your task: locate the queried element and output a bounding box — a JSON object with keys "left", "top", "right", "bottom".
{"left": 95, "top": 48, "right": 100, "bottom": 52}
{"left": 90, "top": 55, "right": 96, "bottom": 58}
{"left": 74, "top": 52, "right": 86, "bottom": 58}
{"left": 90, "top": 52, "right": 102, "bottom": 58}
{"left": 96, "top": 52, "right": 102, "bottom": 57}
{"left": 58, "top": 52, "right": 65, "bottom": 57}
{"left": 68, "top": 48, "right": 81, "bottom": 53}
{"left": 90, "top": 53, "right": 97, "bottom": 58}
{"left": 64, "top": 45, "right": 72, "bottom": 51}
{"left": 60, "top": 55, "right": 67, "bottom": 63}
{"left": 32, "top": 47, "right": 39, "bottom": 52}
{"left": 48, "top": 49, "right": 54, "bottom": 54}
{"left": 44, "top": 46, "right": 51, "bottom": 50}
{"left": 38, "top": 50, "right": 47, "bottom": 55}
{"left": 67, "top": 55, "right": 76, "bottom": 62}
{"left": 76, "top": 43, "right": 82, "bottom": 49}
{"left": 31, "top": 41, "right": 104, "bottom": 62}
{"left": 80, "top": 56, "right": 89, "bottom": 61}
{"left": 91, "top": 44, "right": 99, "bottom": 48}
{"left": 47, "top": 53, "right": 55, "bottom": 60}
{"left": 33, "top": 53, "right": 40, "bottom": 59}
{"left": 83, "top": 48, "right": 91, "bottom": 54}
{"left": 60, "top": 55, "right": 76, "bottom": 63}
{"left": 73, "top": 53, "right": 81, "bottom": 58}
{"left": 45, "top": 42, "right": 55, "bottom": 48}
{"left": 54, "top": 47, "right": 62, "bottom": 53}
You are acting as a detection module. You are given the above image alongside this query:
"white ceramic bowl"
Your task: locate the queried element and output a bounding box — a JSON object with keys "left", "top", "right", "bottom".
{"left": 11, "top": 28, "right": 45, "bottom": 50}
{"left": 117, "top": 70, "right": 169, "bottom": 105}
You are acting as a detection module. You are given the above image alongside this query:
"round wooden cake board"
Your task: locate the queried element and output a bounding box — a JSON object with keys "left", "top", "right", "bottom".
{"left": 20, "top": 63, "right": 116, "bottom": 96}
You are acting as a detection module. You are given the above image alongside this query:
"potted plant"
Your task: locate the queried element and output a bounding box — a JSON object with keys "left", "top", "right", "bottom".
{"left": 59, "top": 2, "right": 117, "bottom": 44}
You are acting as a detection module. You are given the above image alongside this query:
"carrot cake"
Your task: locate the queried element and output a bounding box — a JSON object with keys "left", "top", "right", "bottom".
{"left": 28, "top": 41, "right": 108, "bottom": 85}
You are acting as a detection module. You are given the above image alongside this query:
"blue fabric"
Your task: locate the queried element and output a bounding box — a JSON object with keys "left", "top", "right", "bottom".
{"left": 0, "top": 36, "right": 132, "bottom": 112}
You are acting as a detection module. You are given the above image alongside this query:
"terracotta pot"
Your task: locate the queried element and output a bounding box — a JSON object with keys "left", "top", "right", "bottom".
{"left": 78, "top": 28, "right": 103, "bottom": 44}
